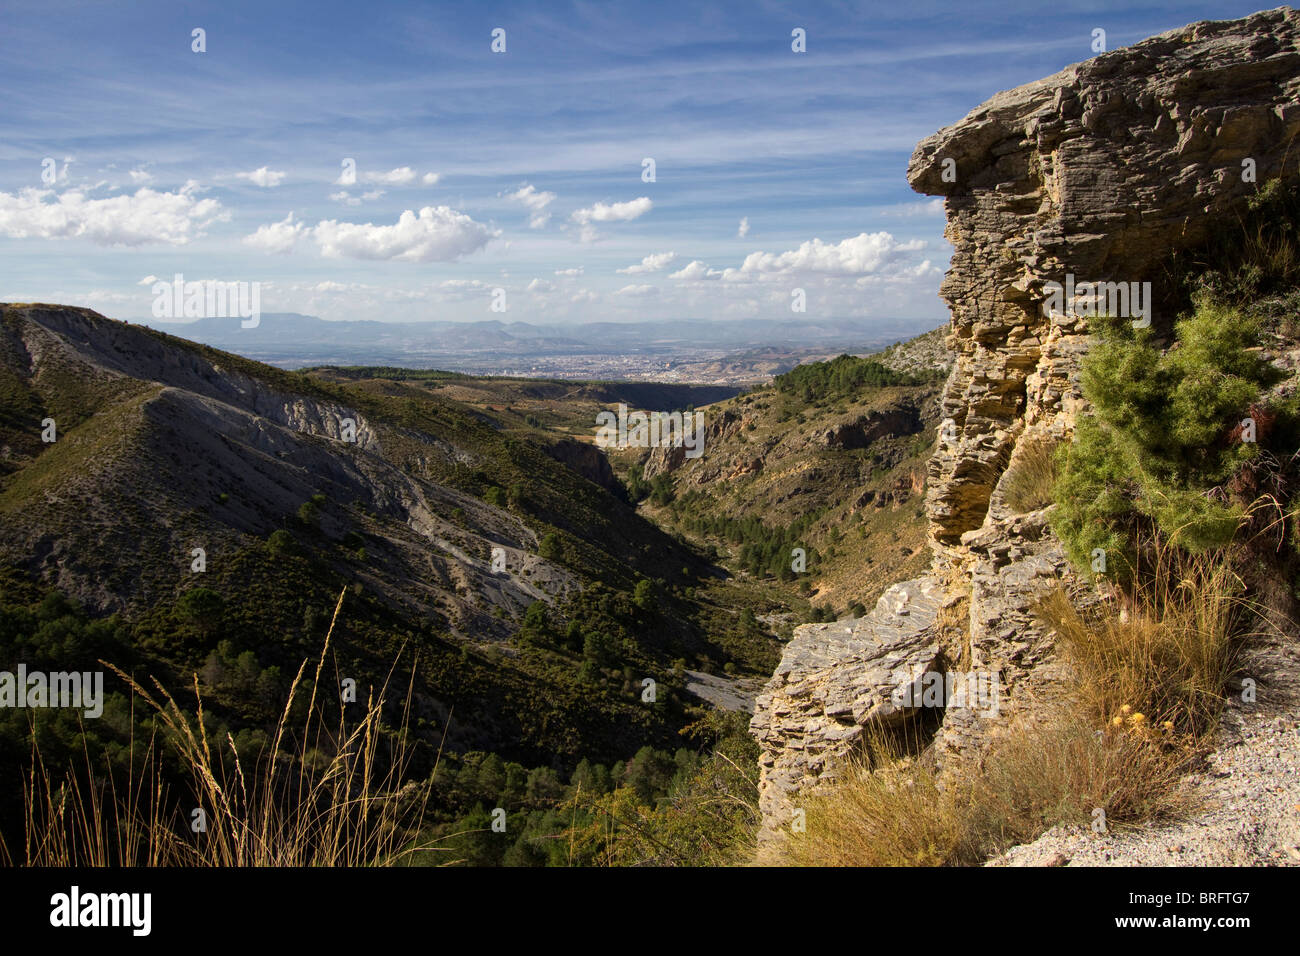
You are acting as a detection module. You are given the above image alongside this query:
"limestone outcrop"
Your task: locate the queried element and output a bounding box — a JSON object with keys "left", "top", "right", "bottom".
{"left": 751, "top": 6, "right": 1300, "bottom": 841}
{"left": 750, "top": 577, "right": 944, "bottom": 844}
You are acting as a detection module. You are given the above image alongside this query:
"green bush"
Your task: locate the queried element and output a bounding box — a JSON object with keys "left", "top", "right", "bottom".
{"left": 1051, "top": 301, "right": 1281, "bottom": 579}
{"left": 267, "top": 529, "right": 298, "bottom": 557}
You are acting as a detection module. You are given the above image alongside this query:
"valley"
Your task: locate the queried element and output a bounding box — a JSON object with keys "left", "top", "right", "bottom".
{"left": 0, "top": 301, "right": 947, "bottom": 865}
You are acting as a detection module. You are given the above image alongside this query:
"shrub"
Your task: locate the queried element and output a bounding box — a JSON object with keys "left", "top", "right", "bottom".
{"left": 297, "top": 499, "right": 321, "bottom": 529}
{"left": 539, "top": 532, "right": 562, "bottom": 562}
{"left": 1051, "top": 302, "right": 1280, "bottom": 579}
{"left": 266, "top": 529, "right": 298, "bottom": 557}
{"left": 177, "top": 587, "right": 224, "bottom": 634}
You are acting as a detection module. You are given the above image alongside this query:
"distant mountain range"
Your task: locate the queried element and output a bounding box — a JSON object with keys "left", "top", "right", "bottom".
{"left": 138, "top": 313, "right": 938, "bottom": 370}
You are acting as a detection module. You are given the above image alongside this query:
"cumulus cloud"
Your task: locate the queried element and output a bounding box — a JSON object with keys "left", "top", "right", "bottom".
{"left": 854, "top": 259, "right": 942, "bottom": 284}
{"left": 309, "top": 207, "right": 497, "bottom": 262}
{"left": 422, "top": 172, "right": 440, "bottom": 186}
{"left": 737, "top": 216, "right": 749, "bottom": 238}
{"left": 669, "top": 260, "right": 722, "bottom": 281}
{"left": 0, "top": 181, "right": 225, "bottom": 246}
{"left": 571, "top": 289, "right": 597, "bottom": 303}
{"left": 137, "top": 274, "right": 159, "bottom": 286}
{"left": 733, "top": 232, "right": 926, "bottom": 278}
{"left": 236, "top": 166, "right": 286, "bottom": 188}
{"left": 505, "top": 184, "right": 556, "bottom": 229}
{"left": 617, "top": 251, "right": 676, "bottom": 275}
{"left": 571, "top": 197, "right": 652, "bottom": 225}
{"left": 242, "top": 211, "right": 309, "bottom": 254}
{"left": 571, "top": 197, "right": 652, "bottom": 242}
{"left": 554, "top": 266, "right": 583, "bottom": 277}
{"left": 526, "top": 278, "right": 554, "bottom": 293}
{"left": 128, "top": 168, "right": 154, "bottom": 185}
{"left": 614, "top": 283, "right": 658, "bottom": 297}
{"left": 363, "top": 166, "right": 417, "bottom": 185}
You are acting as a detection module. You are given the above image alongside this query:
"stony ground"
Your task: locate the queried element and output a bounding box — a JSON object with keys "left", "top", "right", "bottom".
{"left": 990, "top": 682, "right": 1300, "bottom": 867}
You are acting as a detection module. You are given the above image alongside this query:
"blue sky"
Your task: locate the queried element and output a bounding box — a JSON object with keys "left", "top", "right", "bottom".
{"left": 0, "top": 0, "right": 1274, "bottom": 327}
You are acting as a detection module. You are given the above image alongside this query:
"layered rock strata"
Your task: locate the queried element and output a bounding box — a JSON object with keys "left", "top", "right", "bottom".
{"left": 751, "top": 7, "right": 1300, "bottom": 840}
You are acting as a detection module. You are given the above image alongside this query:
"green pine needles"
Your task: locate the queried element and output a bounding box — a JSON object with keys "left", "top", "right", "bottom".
{"left": 1051, "top": 299, "right": 1288, "bottom": 580}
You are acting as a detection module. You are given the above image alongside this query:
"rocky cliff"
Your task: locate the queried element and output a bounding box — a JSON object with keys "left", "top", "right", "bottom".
{"left": 751, "top": 6, "right": 1300, "bottom": 845}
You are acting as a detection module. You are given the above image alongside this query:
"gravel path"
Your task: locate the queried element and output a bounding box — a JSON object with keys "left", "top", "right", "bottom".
{"left": 989, "top": 695, "right": 1300, "bottom": 866}
{"left": 982, "top": 309, "right": 1300, "bottom": 867}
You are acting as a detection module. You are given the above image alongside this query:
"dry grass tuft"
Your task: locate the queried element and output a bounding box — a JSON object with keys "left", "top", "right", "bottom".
{"left": 1001, "top": 438, "right": 1061, "bottom": 514}
{"left": 10, "top": 588, "right": 440, "bottom": 867}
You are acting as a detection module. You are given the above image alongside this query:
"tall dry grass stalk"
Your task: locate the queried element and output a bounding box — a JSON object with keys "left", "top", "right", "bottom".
{"left": 11, "top": 588, "right": 439, "bottom": 867}
{"left": 1001, "top": 438, "right": 1061, "bottom": 514}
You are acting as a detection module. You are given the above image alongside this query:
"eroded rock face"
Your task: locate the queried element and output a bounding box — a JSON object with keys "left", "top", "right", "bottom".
{"left": 750, "top": 7, "right": 1300, "bottom": 842}
{"left": 911, "top": 5, "right": 1300, "bottom": 554}
{"left": 750, "top": 577, "right": 943, "bottom": 844}
{"left": 544, "top": 437, "right": 620, "bottom": 493}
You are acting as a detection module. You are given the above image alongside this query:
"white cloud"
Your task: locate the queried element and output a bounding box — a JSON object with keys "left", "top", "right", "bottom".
{"left": 506, "top": 184, "right": 556, "bottom": 229}
{"left": 0, "top": 181, "right": 225, "bottom": 246}
{"left": 737, "top": 216, "right": 749, "bottom": 238}
{"left": 311, "top": 207, "right": 497, "bottom": 262}
{"left": 617, "top": 251, "right": 676, "bottom": 275}
{"left": 614, "top": 283, "right": 658, "bottom": 297}
{"left": 570, "top": 197, "right": 652, "bottom": 225}
{"left": 314, "top": 280, "right": 350, "bottom": 292}
{"left": 734, "top": 232, "right": 926, "bottom": 277}
{"left": 137, "top": 274, "right": 159, "bottom": 286}
{"left": 882, "top": 198, "right": 945, "bottom": 218}
{"left": 236, "top": 166, "right": 286, "bottom": 188}
{"left": 242, "top": 211, "right": 308, "bottom": 254}
{"left": 854, "top": 259, "right": 943, "bottom": 284}
{"left": 128, "top": 168, "right": 153, "bottom": 185}
{"left": 526, "top": 278, "right": 554, "bottom": 293}
{"left": 554, "top": 266, "right": 583, "bottom": 277}
{"left": 422, "top": 172, "right": 440, "bottom": 186}
{"left": 571, "top": 289, "right": 597, "bottom": 303}
{"left": 363, "top": 166, "right": 417, "bottom": 185}
{"left": 669, "top": 260, "right": 722, "bottom": 281}
{"left": 329, "top": 189, "right": 384, "bottom": 205}
{"left": 571, "top": 197, "right": 652, "bottom": 242}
